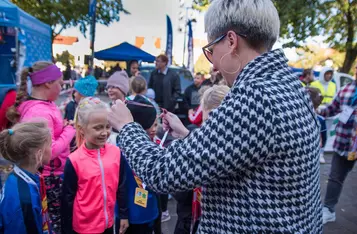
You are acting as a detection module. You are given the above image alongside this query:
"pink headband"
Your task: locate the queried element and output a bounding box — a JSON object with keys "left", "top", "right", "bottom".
{"left": 29, "top": 65, "right": 62, "bottom": 85}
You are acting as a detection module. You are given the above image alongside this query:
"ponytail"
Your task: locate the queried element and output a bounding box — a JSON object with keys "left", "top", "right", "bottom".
{"left": 6, "top": 61, "right": 53, "bottom": 125}
{"left": 6, "top": 67, "right": 30, "bottom": 124}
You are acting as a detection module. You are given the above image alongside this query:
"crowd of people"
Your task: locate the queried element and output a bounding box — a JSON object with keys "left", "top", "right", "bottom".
{"left": 0, "top": 0, "right": 357, "bottom": 233}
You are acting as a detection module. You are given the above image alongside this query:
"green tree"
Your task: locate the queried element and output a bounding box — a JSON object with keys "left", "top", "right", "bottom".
{"left": 277, "top": 0, "right": 357, "bottom": 73}
{"left": 11, "top": 0, "right": 129, "bottom": 40}
{"left": 55, "top": 50, "right": 75, "bottom": 66}
{"left": 192, "top": 0, "right": 357, "bottom": 73}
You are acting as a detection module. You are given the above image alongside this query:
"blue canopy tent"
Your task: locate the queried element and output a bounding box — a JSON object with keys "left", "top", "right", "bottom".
{"left": 0, "top": 0, "right": 52, "bottom": 89}
{"left": 94, "top": 42, "right": 156, "bottom": 62}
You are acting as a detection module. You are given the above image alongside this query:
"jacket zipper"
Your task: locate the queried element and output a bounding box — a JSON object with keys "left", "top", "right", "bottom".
{"left": 97, "top": 149, "right": 109, "bottom": 228}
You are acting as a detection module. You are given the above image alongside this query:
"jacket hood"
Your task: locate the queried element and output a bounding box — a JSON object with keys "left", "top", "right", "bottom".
{"left": 318, "top": 67, "right": 334, "bottom": 82}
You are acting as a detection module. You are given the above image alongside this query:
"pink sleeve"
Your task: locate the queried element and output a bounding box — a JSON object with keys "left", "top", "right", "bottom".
{"left": 21, "top": 108, "right": 76, "bottom": 160}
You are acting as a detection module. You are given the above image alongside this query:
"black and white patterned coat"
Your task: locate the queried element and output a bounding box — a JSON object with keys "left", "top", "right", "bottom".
{"left": 118, "top": 49, "right": 323, "bottom": 234}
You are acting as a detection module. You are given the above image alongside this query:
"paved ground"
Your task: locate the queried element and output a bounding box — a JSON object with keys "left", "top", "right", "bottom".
{"left": 57, "top": 94, "right": 357, "bottom": 234}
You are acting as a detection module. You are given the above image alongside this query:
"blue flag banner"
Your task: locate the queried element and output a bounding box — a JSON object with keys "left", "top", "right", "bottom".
{"left": 187, "top": 20, "right": 194, "bottom": 74}
{"left": 89, "top": 0, "right": 97, "bottom": 17}
{"left": 165, "top": 15, "right": 173, "bottom": 65}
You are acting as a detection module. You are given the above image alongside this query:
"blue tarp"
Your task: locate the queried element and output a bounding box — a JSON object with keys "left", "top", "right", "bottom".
{"left": 0, "top": 0, "right": 52, "bottom": 85}
{"left": 94, "top": 42, "right": 156, "bottom": 62}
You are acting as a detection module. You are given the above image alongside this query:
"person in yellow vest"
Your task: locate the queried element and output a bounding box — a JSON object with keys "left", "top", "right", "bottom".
{"left": 310, "top": 67, "right": 336, "bottom": 104}
{"left": 301, "top": 69, "right": 314, "bottom": 87}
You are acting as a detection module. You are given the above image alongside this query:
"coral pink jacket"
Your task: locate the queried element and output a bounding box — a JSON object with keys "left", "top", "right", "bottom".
{"left": 18, "top": 100, "right": 75, "bottom": 176}
{"left": 69, "top": 143, "right": 121, "bottom": 233}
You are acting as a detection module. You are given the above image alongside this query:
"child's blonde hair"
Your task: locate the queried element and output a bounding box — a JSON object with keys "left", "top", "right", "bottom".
{"left": 131, "top": 75, "right": 147, "bottom": 94}
{"left": 74, "top": 97, "right": 109, "bottom": 147}
{"left": 0, "top": 122, "right": 51, "bottom": 165}
{"left": 6, "top": 61, "right": 54, "bottom": 124}
{"left": 201, "top": 85, "right": 230, "bottom": 111}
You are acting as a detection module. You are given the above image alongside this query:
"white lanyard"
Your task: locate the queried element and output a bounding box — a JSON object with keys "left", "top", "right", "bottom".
{"left": 13, "top": 166, "right": 39, "bottom": 192}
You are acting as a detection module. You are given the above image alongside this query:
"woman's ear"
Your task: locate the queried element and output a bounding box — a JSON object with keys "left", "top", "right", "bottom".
{"left": 227, "top": 30, "right": 239, "bottom": 51}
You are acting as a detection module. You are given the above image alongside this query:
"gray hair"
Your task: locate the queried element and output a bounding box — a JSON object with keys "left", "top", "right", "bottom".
{"left": 204, "top": 0, "right": 280, "bottom": 50}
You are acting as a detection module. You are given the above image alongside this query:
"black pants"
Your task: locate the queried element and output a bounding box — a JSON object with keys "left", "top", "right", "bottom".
{"left": 174, "top": 191, "right": 193, "bottom": 234}
{"left": 126, "top": 223, "right": 153, "bottom": 234}
{"left": 153, "top": 194, "right": 162, "bottom": 234}
{"left": 160, "top": 194, "right": 168, "bottom": 212}
{"left": 324, "top": 154, "right": 356, "bottom": 212}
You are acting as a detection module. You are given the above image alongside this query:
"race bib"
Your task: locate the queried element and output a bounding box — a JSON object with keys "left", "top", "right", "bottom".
{"left": 134, "top": 187, "right": 148, "bottom": 208}
{"left": 339, "top": 106, "right": 354, "bottom": 124}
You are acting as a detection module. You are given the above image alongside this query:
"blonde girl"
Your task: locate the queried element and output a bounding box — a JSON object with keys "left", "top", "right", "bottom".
{"left": 61, "top": 97, "right": 128, "bottom": 234}
{"left": 0, "top": 122, "right": 52, "bottom": 233}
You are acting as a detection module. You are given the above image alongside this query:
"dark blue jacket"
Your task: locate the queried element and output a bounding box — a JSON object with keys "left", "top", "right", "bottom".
{"left": 0, "top": 169, "right": 46, "bottom": 234}
{"left": 64, "top": 100, "right": 77, "bottom": 121}
{"left": 116, "top": 154, "right": 159, "bottom": 224}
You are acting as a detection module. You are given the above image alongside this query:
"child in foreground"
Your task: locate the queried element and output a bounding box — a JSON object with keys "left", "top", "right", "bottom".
{"left": 116, "top": 95, "right": 160, "bottom": 234}
{"left": 61, "top": 97, "right": 128, "bottom": 234}
{"left": 0, "top": 122, "right": 52, "bottom": 233}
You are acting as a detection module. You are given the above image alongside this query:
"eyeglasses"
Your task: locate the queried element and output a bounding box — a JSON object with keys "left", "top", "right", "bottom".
{"left": 202, "top": 32, "right": 247, "bottom": 64}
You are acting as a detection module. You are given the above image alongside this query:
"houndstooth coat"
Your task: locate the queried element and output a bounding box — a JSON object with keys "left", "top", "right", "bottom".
{"left": 118, "top": 49, "right": 323, "bottom": 234}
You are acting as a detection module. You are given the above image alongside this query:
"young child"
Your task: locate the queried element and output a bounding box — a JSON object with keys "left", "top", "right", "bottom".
{"left": 145, "top": 88, "right": 161, "bottom": 119}
{"left": 0, "top": 122, "right": 52, "bottom": 233}
{"left": 107, "top": 71, "right": 130, "bottom": 104}
{"left": 64, "top": 75, "right": 98, "bottom": 121}
{"left": 61, "top": 97, "right": 128, "bottom": 234}
{"left": 307, "top": 87, "right": 327, "bottom": 163}
{"left": 117, "top": 95, "right": 160, "bottom": 234}
{"left": 6, "top": 61, "right": 76, "bottom": 233}
{"left": 127, "top": 75, "right": 147, "bottom": 101}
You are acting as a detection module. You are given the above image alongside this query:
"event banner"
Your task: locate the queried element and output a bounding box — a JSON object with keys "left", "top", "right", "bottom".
{"left": 165, "top": 15, "right": 173, "bottom": 65}
{"left": 187, "top": 20, "right": 194, "bottom": 74}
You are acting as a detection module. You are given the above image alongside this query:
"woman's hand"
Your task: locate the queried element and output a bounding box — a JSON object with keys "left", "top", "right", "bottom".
{"left": 119, "top": 219, "right": 129, "bottom": 234}
{"left": 162, "top": 112, "right": 190, "bottom": 139}
{"left": 108, "top": 100, "right": 134, "bottom": 131}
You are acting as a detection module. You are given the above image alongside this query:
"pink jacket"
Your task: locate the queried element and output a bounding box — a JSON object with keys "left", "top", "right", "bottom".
{"left": 69, "top": 143, "right": 121, "bottom": 233}
{"left": 18, "top": 100, "right": 75, "bottom": 176}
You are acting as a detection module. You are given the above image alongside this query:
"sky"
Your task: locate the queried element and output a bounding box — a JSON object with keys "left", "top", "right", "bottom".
{"left": 53, "top": 0, "right": 302, "bottom": 67}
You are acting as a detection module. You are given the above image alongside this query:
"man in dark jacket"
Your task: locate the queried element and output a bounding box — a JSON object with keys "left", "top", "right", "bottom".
{"left": 148, "top": 55, "right": 181, "bottom": 112}
{"left": 184, "top": 73, "right": 205, "bottom": 116}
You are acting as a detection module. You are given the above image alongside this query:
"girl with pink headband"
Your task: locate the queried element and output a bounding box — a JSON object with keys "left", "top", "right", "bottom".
{"left": 7, "top": 61, "right": 76, "bottom": 233}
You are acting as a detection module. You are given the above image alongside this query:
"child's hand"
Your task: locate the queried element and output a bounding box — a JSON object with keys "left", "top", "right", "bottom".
{"left": 119, "top": 219, "right": 129, "bottom": 234}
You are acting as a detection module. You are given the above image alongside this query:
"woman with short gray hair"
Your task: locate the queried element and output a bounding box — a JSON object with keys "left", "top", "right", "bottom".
{"left": 108, "top": 0, "right": 323, "bottom": 233}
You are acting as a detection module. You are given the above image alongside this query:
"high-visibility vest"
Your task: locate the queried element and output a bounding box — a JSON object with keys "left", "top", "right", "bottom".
{"left": 301, "top": 81, "right": 306, "bottom": 87}
{"left": 310, "top": 80, "right": 336, "bottom": 104}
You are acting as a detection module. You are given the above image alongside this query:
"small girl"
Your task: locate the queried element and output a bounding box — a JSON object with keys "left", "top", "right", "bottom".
{"left": 6, "top": 61, "right": 76, "bottom": 233}
{"left": 306, "top": 87, "right": 327, "bottom": 163}
{"left": 0, "top": 122, "right": 52, "bottom": 233}
{"left": 61, "top": 97, "right": 128, "bottom": 234}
